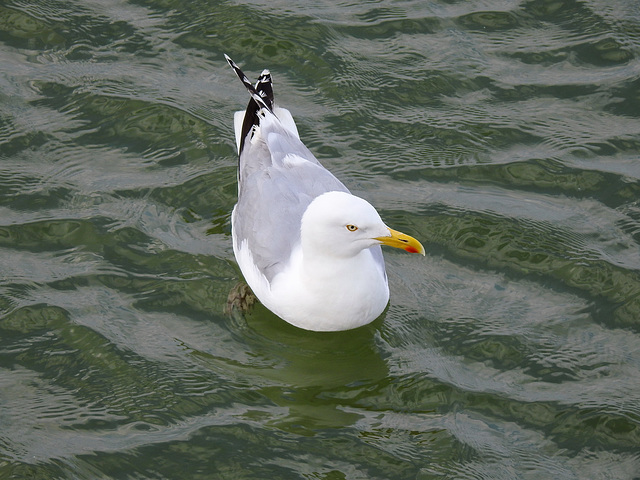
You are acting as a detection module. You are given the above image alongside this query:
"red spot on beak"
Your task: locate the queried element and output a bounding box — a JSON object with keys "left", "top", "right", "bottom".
{"left": 405, "top": 246, "right": 419, "bottom": 254}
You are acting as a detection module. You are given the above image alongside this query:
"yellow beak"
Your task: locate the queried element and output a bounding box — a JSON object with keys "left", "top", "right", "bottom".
{"left": 375, "top": 228, "right": 425, "bottom": 255}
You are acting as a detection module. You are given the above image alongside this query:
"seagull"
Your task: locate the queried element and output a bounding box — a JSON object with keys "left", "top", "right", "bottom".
{"left": 224, "top": 55, "right": 424, "bottom": 332}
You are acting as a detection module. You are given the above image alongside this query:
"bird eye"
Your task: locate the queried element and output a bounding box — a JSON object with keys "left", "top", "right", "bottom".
{"left": 346, "top": 224, "right": 358, "bottom": 231}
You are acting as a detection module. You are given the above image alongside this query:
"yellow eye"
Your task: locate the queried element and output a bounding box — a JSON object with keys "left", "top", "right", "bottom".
{"left": 346, "top": 224, "right": 358, "bottom": 232}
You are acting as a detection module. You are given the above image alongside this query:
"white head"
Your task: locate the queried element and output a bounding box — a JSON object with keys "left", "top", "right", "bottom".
{"left": 301, "top": 191, "right": 390, "bottom": 259}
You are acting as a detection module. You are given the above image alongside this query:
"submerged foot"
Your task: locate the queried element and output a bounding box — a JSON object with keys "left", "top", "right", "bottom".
{"left": 225, "top": 281, "right": 258, "bottom": 315}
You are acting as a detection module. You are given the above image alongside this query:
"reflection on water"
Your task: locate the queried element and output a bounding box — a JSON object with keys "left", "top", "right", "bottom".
{"left": 1, "top": 0, "right": 640, "bottom": 478}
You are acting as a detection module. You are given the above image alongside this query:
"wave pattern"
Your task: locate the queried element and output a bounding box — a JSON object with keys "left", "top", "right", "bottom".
{"left": 1, "top": 0, "right": 639, "bottom": 478}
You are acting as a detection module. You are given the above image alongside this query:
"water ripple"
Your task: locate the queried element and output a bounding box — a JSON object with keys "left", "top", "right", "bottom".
{"left": 1, "top": 0, "right": 640, "bottom": 478}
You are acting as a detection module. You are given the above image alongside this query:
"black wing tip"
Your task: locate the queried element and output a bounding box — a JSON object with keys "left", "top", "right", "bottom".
{"left": 223, "top": 53, "right": 236, "bottom": 68}
{"left": 224, "top": 54, "right": 274, "bottom": 114}
{"left": 224, "top": 54, "right": 241, "bottom": 74}
{"left": 225, "top": 55, "right": 276, "bottom": 155}
{"left": 256, "top": 70, "right": 274, "bottom": 107}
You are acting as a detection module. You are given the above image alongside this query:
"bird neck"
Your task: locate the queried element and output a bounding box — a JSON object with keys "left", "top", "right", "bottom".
{"left": 299, "top": 246, "right": 374, "bottom": 284}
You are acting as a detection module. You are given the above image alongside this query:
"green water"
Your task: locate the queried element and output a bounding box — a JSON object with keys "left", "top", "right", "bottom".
{"left": 1, "top": 0, "right": 640, "bottom": 478}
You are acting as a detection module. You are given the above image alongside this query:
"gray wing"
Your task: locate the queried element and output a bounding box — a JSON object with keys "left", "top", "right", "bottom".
{"left": 233, "top": 118, "right": 350, "bottom": 281}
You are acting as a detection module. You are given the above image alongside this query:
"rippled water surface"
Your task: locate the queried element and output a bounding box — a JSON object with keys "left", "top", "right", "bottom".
{"left": 1, "top": 0, "right": 640, "bottom": 478}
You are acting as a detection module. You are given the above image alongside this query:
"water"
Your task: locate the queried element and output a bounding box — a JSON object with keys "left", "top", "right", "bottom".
{"left": 1, "top": 0, "right": 639, "bottom": 478}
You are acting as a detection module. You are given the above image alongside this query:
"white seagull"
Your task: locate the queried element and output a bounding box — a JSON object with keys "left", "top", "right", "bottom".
{"left": 225, "top": 55, "right": 424, "bottom": 332}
